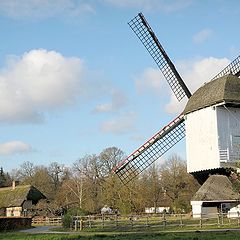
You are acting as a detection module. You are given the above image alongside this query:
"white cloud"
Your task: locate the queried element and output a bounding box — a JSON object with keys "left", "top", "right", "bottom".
{"left": 0, "top": 49, "right": 85, "bottom": 123}
{"left": 0, "top": 141, "right": 31, "bottom": 155}
{"left": 165, "top": 57, "right": 230, "bottom": 114}
{"left": 134, "top": 57, "right": 230, "bottom": 115}
{"left": 102, "top": 0, "right": 192, "bottom": 12}
{"left": 135, "top": 67, "right": 165, "bottom": 96}
{"left": 193, "top": 28, "right": 213, "bottom": 44}
{"left": 0, "top": 0, "right": 95, "bottom": 19}
{"left": 101, "top": 112, "right": 136, "bottom": 134}
{"left": 93, "top": 89, "right": 127, "bottom": 113}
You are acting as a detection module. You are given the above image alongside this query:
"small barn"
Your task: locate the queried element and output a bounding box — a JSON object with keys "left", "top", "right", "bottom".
{"left": 191, "top": 175, "right": 240, "bottom": 218}
{"left": 101, "top": 205, "right": 113, "bottom": 214}
{"left": 0, "top": 183, "right": 46, "bottom": 217}
{"left": 145, "top": 206, "right": 170, "bottom": 214}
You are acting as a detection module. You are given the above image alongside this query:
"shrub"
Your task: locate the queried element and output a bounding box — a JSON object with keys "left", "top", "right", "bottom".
{"left": 62, "top": 208, "right": 88, "bottom": 229}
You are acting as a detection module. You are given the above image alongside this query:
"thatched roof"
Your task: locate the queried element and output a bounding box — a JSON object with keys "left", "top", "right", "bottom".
{"left": 0, "top": 185, "right": 46, "bottom": 208}
{"left": 184, "top": 74, "right": 240, "bottom": 114}
{"left": 191, "top": 175, "right": 239, "bottom": 201}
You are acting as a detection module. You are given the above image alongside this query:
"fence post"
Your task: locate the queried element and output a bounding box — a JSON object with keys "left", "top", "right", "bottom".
{"left": 115, "top": 214, "right": 118, "bottom": 227}
{"left": 180, "top": 214, "right": 183, "bottom": 228}
{"left": 129, "top": 216, "right": 134, "bottom": 228}
{"left": 74, "top": 220, "right": 78, "bottom": 231}
{"left": 217, "top": 213, "right": 220, "bottom": 228}
{"left": 88, "top": 215, "right": 92, "bottom": 228}
{"left": 80, "top": 219, "right": 83, "bottom": 231}
{"left": 102, "top": 214, "right": 105, "bottom": 228}
{"left": 146, "top": 216, "right": 149, "bottom": 227}
{"left": 238, "top": 212, "right": 240, "bottom": 227}
{"left": 199, "top": 213, "right": 202, "bottom": 228}
{"left": 163, "top": 212, "right": 166, "bottom": 229}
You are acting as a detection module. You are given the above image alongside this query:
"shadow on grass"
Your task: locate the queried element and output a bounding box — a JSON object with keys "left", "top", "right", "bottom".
{"left": 0, "top": 230, "right": 240, "bottom": 240}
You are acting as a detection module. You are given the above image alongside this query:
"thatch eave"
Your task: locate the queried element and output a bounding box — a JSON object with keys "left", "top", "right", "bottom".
{"left": 184, "top": 74, "right": 240, "bottom": 115}
{"left": 191, "top": 175, "right": 240, "bottom": 202}
{"left": 0, "top": 185, "right": 46, "bottom": 209}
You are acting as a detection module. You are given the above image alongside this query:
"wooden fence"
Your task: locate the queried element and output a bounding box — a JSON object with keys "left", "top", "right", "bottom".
{"left": 31, "top": 213, "right": 240, "bottom": 230}
{"left": 71, "top": 213, "right": 240, "bottom": 231}
{"left": 32, "top": 217, "right": 62, "bottom": 226}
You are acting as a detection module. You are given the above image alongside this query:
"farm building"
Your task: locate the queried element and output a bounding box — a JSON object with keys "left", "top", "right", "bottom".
{"left": 145, "top": 206, "right": 170, "bottom": 214}
{"left": 191, "top": 175, "right": 240, "bottom": 218}
{"left": 101, "top": 206, "right": 113, "bottom": 214}
{"left": 0, "top": 183, "right": 46, "bottom": 217}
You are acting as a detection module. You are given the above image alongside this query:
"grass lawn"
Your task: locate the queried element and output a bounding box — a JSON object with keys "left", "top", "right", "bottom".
{"left": 1, "top": 231, "right": 240, "bottom": 240}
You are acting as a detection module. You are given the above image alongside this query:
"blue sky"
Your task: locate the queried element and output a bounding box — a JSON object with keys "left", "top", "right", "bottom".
{"left": 0, "top": 0, "right": 239, "bottom": 172}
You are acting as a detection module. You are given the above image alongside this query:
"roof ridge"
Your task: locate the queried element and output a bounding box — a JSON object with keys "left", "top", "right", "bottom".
{"left": 184, "top": 74, "right": 240, "bottom": 114}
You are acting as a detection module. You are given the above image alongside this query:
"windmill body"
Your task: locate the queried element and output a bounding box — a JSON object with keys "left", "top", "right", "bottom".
{"left": 185, "top": 106, "right": 220, "bottom": 173}
{"left": 184, "top": 75, "right": 240, "bottom": 174}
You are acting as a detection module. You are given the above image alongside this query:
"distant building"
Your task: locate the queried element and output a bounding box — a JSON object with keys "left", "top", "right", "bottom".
{"left": 101, "top": 205, "right": 113, "bottom": 214}
{"left": 0, "top": 182, "right": 46, "bottom": 217}
{"left": 191, "top": 175, "right": 240, "bottom": 218}
{"left": 145, "top": 206, "right": 170, "bottom": 214}
{"left": 227, "top": 204, "right": 240, "bottom": 218}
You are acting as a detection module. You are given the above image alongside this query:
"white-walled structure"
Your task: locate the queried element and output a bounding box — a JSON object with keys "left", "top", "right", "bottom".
{"left": 227, "top": 204, "right": 240, "bottom": 218}
{"left": 145, "top": 207, "right": 170, "bottom": 214}
{"left": 185, "top": 106, "right": 240, "bottom": 173}
{"left": 184, "top": 74, "right": 240, "bottom": 174}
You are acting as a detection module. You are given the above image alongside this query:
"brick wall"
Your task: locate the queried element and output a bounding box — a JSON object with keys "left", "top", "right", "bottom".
{"left": 0, "top": 217, "right": 32, "bottom": 231}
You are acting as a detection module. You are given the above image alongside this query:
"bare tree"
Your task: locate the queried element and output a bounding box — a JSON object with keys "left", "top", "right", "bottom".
{"left": 142, "top": 163, "right": 165, "bottom": 212}
{"left": 73, "top": 154, "right": 103, "bottom": 212}
{"left": 15, "top": 161, "right": 36, "bottom": 183}
{"left": 47, "top": 162, "right": 68, "bottom": 192}
{"left": 100, "top": 147, "right": 125, "bottom": 176}
{"left": 160, "top": 155, "right": 199, "bottom": 213}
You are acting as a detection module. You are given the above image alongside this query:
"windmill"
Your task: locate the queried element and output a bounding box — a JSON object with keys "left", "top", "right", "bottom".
{"left": 112, "top": 13, "right": 240, "bottom": 184}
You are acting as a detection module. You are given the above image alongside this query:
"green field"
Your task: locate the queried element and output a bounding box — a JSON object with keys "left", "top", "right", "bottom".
{"left": 1, "top": 231, "right": 240, "bottom": 240}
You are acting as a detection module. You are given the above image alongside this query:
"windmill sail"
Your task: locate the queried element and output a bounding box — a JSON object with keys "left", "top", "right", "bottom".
{"left": 128, "top": 13, "right": 191, "bottom": 101}
{"left": 115, "top": 13, "right": 240, "bottom": 185}
{"left": 113, "top": 114, "right": 185, "bottom": 184}
{"left": 211, "top": 55, "right": 240, "bottom": 80}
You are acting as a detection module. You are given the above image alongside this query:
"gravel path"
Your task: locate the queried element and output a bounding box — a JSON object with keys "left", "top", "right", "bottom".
{"left": 19, "top": 225, "right": 71, "bottom": 234}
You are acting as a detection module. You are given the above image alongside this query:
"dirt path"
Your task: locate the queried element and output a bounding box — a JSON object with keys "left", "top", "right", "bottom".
{"left": 19, "top": 225, "right": 71, "bottom": 234}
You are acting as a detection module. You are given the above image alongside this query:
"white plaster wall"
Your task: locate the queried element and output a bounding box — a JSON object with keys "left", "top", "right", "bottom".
{"left": 185, "top": 106, "right": 220, "bottom": 173}
{"left": 191, "top": 201, "right": 202, "bottom": 218}
{"left": 228, "top": 204, "right": 240, "bottom": 218}
{"left": 6, "top": 207, "right": 22, "bottom": 217}
{"left": 216, "top": 106, "right": 240, "bottom": 162}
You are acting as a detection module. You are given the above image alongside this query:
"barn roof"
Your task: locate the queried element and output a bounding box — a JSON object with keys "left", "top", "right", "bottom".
{"left": 184, "top": 74, "right": 240, "bottom": 114}
{"left": 191, "top": 175, "right": 239, "bottom": 201}
{"left": 0, "top": 185, "right": 46, "bottom": 208}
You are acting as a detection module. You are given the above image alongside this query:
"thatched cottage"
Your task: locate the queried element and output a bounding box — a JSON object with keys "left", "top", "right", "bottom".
{"left": 0, "top": 183, "right": 46, "bottom": 217}
{"left": 191, "top": 175, "right": 240, "bottom": 218}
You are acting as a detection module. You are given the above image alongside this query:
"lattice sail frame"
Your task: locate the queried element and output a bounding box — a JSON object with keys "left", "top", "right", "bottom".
{"left": 113, "top": 114, "right": 185, "bottom": 184}
{"left": 211, "top": 55, "right": 240, "bottom": 80}
{"left": 128, "top": 13, "right": 191, "bottom": 101}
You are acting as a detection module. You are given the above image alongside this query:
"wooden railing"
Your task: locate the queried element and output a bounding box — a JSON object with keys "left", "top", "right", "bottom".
{"left": 32, "top": 217, "right": 62, "bottom": 225}
{"left": 71, "top": 213, "right": 240, "bottom": 231}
